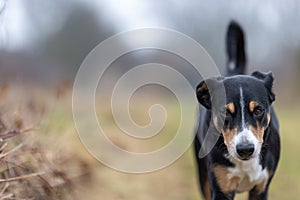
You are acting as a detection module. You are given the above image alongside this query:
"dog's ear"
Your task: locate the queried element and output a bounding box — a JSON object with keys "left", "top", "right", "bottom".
{"left": 196, "top": 77, "right": 222, "bottom": 109}
{"left": 251, "top": 71, "right": 275, "bottom": 103}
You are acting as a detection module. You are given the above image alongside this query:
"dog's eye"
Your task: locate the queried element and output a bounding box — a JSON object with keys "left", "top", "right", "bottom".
{"left": 254, "top": 107, "right": 264, "bottom": 116}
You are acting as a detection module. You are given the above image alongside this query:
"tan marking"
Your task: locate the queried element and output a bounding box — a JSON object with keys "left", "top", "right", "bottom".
{"left": 213, "top": 113, "right": 237, "bottom": 152}
{"left": 226, "top": 102, "right": 235, "bottom": 114}
{"left": 221, "top": 127, "right": 238, "bottom": 148}
{"left": 255, "top": 179, "right": 268, "bottom": 193}
{"left": 249, "top": 112, "right": 271, "bottom": 143}
{"left": 213, "top": 116, "right": 222, "bottom": 132}
{"left": 204, "top": 178, "right": 211, "bottom": 200}
{"left": 213, "top": 116, "right": 218, "bottom": 128}
{"left": 214, "top": 165, "right": 240, "bottom": 192}
{"left": 255, "top": 170, "right": 272, "bottom": 193}
{"left": 249, "top": 101, "right": 259, "bottom": 112}
{"left": 267, "top": 113, "right": 271, "bottom": 125}
{"left": 249, "top": 124, "right": 264, "bottom": 143}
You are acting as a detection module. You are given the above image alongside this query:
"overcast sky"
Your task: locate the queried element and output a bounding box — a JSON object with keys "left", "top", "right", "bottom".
{"left": 3, "top": 0, "right": 299, "bottom": 48}
{"left": 1, "top": 0, "right": 300, "bottom": 76}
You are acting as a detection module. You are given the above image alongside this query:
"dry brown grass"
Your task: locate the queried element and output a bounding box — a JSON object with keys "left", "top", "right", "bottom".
{"left": 0, "top": 83, "right": 93, "bottom": 200}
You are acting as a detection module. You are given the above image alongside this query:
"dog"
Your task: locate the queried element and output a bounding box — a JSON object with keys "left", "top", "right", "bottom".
{"left": 193, "top": 21, "right": 280, "bottom": 200}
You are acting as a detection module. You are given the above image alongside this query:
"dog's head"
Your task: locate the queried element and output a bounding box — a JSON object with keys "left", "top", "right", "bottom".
{"left": 196, "top": 71, "right": 275, "bottom": 161}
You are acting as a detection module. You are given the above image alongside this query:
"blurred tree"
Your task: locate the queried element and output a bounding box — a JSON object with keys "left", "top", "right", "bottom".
{"left": 38, "top": 6, "right": 111, "bottom": 73}
{"left": 0, "top": 0, "right": 7, "bottom": 15}
{"left": 24, "top": 1, "right": 114, "bottom": 77}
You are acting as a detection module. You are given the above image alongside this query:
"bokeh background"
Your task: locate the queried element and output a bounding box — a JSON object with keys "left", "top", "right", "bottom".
{"left": 0, "top": 0, "right": 299, "bottom": 199}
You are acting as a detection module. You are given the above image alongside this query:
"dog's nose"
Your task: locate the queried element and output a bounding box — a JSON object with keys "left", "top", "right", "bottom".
{"left": 236, "top": 143, "right": 255, "bottom": 159}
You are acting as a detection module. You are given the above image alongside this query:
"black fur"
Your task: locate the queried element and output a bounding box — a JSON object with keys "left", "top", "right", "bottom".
{"left": 226, "top": 21, "right": 247, "bottom": 75}
{"left": 194, "top": 21, "right": 280, "bottom": 200}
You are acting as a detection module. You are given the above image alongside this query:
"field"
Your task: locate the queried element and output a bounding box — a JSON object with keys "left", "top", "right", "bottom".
{"left": 0, "top": 82, "right": 299, "bottom": 199}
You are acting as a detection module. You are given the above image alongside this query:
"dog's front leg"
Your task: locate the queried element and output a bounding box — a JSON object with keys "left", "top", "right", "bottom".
{"left": 211, "top": 191, "right": 234, "bottom": 200}
{"left": 248, "top": 174, "right": 273, "bottom": 200}
{"left": 209, "top": 166, "right": 237, "bottom": 200}
{"left": 209, "top": 173, "right": 236, "bottom": 200}
{"left": 248, "top": 187, "right": 269, "bottom": 200}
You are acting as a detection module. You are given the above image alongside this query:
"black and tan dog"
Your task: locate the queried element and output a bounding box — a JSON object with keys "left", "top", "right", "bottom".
{"left": 194, "top": 21, "right": 280, "bottom": 200}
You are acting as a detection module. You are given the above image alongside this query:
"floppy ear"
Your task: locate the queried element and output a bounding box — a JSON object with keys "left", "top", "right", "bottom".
{"left": 251, "top": 71, "right": 275, "bottom": 103}
{"left": 196, "top": 77, "right": 222, "bottom": 109}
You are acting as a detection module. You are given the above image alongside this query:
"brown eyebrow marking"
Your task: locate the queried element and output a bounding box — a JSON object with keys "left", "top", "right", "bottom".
{"left": 226, "top": 102, "right": 235, "bottom": 114}
{"left": 249, "top": 101, "right": 259, "bottom": 112}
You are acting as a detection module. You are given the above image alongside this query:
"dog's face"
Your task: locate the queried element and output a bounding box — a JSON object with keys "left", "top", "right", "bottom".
{"left": 196, "top": 71, "right": 275, "bottom": 161}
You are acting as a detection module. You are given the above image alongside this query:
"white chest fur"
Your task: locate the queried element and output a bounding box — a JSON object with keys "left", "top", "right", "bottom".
{"left": 228, "top": 158, "right": 268, "bottom": 193}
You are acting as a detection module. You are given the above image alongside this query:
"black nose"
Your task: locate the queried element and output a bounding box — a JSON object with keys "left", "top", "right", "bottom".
{"left": 236, "top": 143, "right": 255, "bottom": 159}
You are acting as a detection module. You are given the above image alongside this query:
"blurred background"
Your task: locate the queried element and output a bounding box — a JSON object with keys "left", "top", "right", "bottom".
{"left": 0, "top": 0, "right": 299, "bottom": 199}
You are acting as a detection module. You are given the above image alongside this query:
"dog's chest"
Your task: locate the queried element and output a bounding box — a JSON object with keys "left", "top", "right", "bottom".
{"left": 228, "top": 158, "right": 268, "bottom": 193}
